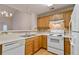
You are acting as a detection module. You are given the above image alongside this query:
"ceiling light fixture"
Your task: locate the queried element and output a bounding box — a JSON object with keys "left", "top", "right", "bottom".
{"left": 0, "top": 10, "right": 12, "bottom": 17}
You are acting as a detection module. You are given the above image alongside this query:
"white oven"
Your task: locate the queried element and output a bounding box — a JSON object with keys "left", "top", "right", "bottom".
{"left": 47, "top": 32, "right": 64, "bottom": 55}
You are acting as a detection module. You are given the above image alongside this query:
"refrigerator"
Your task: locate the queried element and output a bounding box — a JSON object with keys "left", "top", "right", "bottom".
{"left": 71, "top": 4, "right": 79, "bottom": 55}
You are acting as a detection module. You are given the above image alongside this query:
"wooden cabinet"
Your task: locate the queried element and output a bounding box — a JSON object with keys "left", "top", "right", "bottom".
{"left": 64, "top": 11, "right": 72, "bottom": 31}
{"left": 37, "top": 10, "right": 72, "bottom": 31}
{"left": 38, "top": 36, "right": 42, "bottom": 49}
{"left": 25, "top": 36, "right": 43, "bottom": 55}
{"left": 25, "top": 35, "right": 47, "bottom": 55}
{"left": 25, "top": 38, "right": 34, "bottom": 55}
{"left": 33, "top": 37, "right": 39, "bottom": 52}
{"left": 37, "top": 13, "right": 64, "bottom": 31}
{"left": 42, "top": 35, "right": 47, "bottom": 49}
{"left": 0, "top": 45, "right": 2, "bottom": 55}
{"left": 64, "top": 38, "right": 71, "bottom": 55}
{"left": 37, "top": 16, "right": 51, "bottom": 30}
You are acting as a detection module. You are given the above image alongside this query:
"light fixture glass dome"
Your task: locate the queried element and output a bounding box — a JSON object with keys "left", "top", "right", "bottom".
{"left": 0, "top": 10, "right": 12, "bottom": 17}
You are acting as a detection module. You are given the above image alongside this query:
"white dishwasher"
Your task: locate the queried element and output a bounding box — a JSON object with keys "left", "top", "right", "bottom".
{"left": 2, "top": 40, "right": 25, "bottom": 55}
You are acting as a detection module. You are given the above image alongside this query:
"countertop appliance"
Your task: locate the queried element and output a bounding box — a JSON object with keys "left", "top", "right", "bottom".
{"left": 2, "top": 40, "right": 25, "bottom": 55}
{"left": 47, "top": 30, "right": 64, "bottom": 55}
{"left": 71, "top": 4, "right": 79, "bottom": 55}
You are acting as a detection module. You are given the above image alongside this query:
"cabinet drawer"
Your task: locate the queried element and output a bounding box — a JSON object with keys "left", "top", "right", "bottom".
{"left": 26, "top": 42, "right": 33, "bottom": 46}
{"left": 26, "top": 39, "right": 33, "bottom": 42}
{"left": 26, "top": 40, "right": 33, "bottom": 45}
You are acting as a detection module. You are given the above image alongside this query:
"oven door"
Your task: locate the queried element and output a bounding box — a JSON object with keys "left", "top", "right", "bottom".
{"left": 47, "top": 36, "right": 64, "bottom": 50}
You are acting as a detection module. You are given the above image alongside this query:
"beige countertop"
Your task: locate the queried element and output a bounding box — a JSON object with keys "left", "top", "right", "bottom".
{"left": 64, "top": 33, "right": 71, "bottom": 38}
{"left": 0, "top": 32, "right": 49, "bottom": 44}
{"left": 0, "top": 32, "right": 71, "bottom": 44}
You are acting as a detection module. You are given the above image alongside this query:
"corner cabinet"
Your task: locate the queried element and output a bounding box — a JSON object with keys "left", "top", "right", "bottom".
{"left": 64, "top": 37, "right": 71, "bottom": 55}
{"left": 25, "top": 35, "right": 47, "bottom": 55}
{"left": 25, "top": 36, "right": 43, "bottom": 55}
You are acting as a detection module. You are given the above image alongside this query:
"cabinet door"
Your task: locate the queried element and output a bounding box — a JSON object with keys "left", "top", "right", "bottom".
{"left": 42, "top": 35, "right": 47, "bottom": 49}
{"left": 38, "top": 36, "right": 42, "bottom": 49}
{"left": 25, "top": 39, "right": 33, "bottom": 55}
{"left": 37, "top": 16, "right": 51, "bottom": 29}
{"left": 64, "top": 38, "right": 71, "bottom": 55}
{"left": 33, "top": 37, "right": 39, "bottom": 52}
{"left": 64, "top": 11, "right": 72, "bottom": 30}
{"left": 0, "top": 45, "right": 2, "bottom": 55}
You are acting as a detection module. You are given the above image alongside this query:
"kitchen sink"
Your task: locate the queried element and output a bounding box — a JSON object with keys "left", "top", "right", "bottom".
{"left": 20, "top": 34, "right": 36, "bottom": 37}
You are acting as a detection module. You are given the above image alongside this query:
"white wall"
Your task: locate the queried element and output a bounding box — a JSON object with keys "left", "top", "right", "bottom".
{"left": 0, "top": 17, "right": 13, "bottom": 31}
{"left": 31, "top": 13, "right": 37, "bottom": 30}
{"left": 12, "top": 11, "right": 37, "bottom": 30}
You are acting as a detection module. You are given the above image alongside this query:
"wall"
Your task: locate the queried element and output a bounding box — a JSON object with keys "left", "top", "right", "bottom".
{"left": 31, "top": 13, "right": 37, "bottom": 30}
{"left": 0, "top": 17, "right": 13, "bottom": 31}
{"left": 0, "top": 4, "right": 16, "bottom": 31}
{"left": 12, "top": 11, "right": 37, "bottom": 30}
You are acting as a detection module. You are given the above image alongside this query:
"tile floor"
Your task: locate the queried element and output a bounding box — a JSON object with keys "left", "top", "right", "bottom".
{"left": 34, "top": 49, "right": 55, "bottom": 55}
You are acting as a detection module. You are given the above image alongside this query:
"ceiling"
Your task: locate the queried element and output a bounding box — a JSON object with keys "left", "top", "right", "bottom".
{"left": 4, "top": 4, "right": 74, "bottom": 15}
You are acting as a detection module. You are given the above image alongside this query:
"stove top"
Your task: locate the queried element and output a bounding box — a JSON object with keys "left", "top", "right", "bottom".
{"left": 49, "top": 33, "right": 64, "bottom": 37}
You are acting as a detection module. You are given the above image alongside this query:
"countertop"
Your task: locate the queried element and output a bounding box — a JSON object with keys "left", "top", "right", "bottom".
{"left": 0, "top": 32, "right": 49, "bottom": 44}
{"left": 0, "top": 32, "right": 71, "bottom": 45}
{"left": 64, "top": 33, "right": 71, "bottom": 38}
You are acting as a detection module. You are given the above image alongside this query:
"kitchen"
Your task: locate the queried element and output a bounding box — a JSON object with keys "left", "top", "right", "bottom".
{"left": 0, "top": 4, "right": 79, "bottom": 55}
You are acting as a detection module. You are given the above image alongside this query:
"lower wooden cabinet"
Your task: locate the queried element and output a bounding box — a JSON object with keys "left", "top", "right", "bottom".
{"left": 64, "top": 38, "right": 71, "bottom": 55}
{"left": 38, "top": 36, "right": 42, "bottom": 49}
{"left": 0, "top": 45, "right": 2, "bottom": 55}
{"left": 33, "top": 37, "right": 39, "bottom": 52}
{"left": 25, "top": 38, "right": 34, "bottom": 55}
{"left": 25, "top": 35, "right": 47, "bottom": 55}
{"left": 42, "top": 35, "right": 47, "bottom": 49}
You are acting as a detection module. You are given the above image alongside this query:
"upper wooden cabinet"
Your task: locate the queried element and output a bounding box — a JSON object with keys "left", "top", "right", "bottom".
{"left": 37, "top": 16, "right": 51, "bottom": 30}
{"left": 63, "top": 11, "right": 72, "bottom": 31}
{"left": 37, "top": 10, "right": 72, "bottom": 31}
{"left": 37, "top": 13, "right": 64, "bottom": 31}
